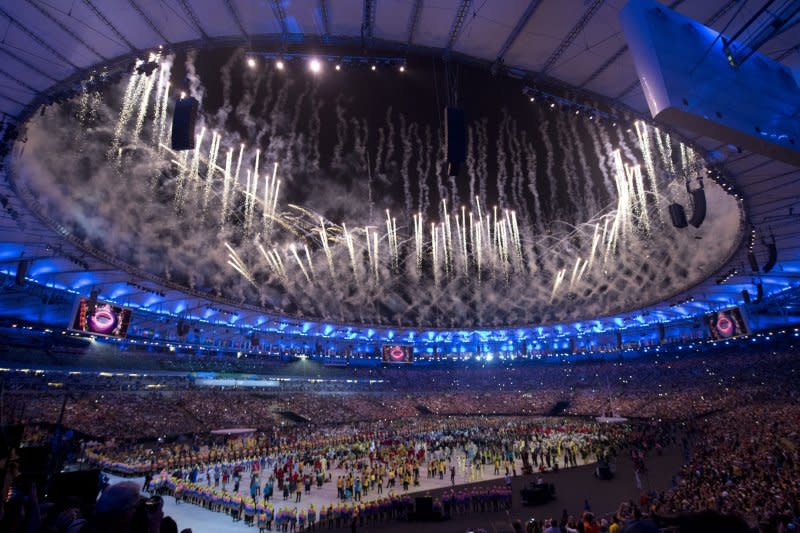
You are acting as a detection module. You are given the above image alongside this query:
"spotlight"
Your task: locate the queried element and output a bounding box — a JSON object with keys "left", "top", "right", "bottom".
{"left": 276, "top": 60, "right": 285, "bottom": 70}
{"left": 247, "top": 57, "right": 256, "bottom": 69}
{"left": 371, "top": 65, "right": 377, "bottom": 71}
{"left": 550, "top": 102, "right": 556, "bottom": 109}
{"left": 399, "top": 65, "right": 405, "bottom": 72}
{"left": 335, "top": 64, "right": 341, "bottom": 71}
{"left": 180, "top": 91, "right": 186, "bottom": 99}
{"left": 529, "top": 97, "right": 535, "bottom": 102}
{"left": 309, "top": 59, "right": 322, "bottom": 73}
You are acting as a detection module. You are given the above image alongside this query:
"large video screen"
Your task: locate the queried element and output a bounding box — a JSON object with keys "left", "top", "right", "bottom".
{"left": 707, "top": 307, "right": 749, "bottom": 340}
{"left": 382, "top": 345, "right": 413, "bottom": 364}
{"left": 71, "top": 298, "right": 132, "bottom": 338}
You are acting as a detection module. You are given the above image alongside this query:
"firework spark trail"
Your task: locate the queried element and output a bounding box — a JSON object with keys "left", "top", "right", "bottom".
{"left": 635, "top": 122, "right": 655, "bottom": 189}
{"left": 435, "top": 131, "right": 447, "bottom": 218}
{"left": 383, "top": 107, "right": 395, "bottom": 174}
{"left": 350, "top": 117, "right": 366, "bottom": 174}
{"left": 225, "top": 241, "right": 255, "bottom": 284}
{"left": 511, "top": 210, "right": 522, "bottom": 259}
{"left": 374, "top": 126, "right": 386, "bottom": 179}
{"left": 220, "top": 149, "right": 233, "bottom": 227}
{"left": 244, "top": 169, "right": 252, "bottom": 230}
{"left": 476, "top": 118, "right": 488, "bottom": 204}
{"left": 400, "top": 115, "right": 413, "bottom": 215}
{"left": 514, "top": 129, "right": 533, "bottom": 225}
{"left": 431, "top": 222, "right": 439, "bottom": 286}
{"left": 618, "top": 127, "right": 638, "bottom": 168}
{"left": 372, "top": 231, "right": 380, "bottom": 280}
{"left": 467, "top": 125, "right": 476, "bottom": 208}
{"left": 420, "top": 126, "right": 433, "bottom": 216}
{"left": 343, "top": 223, "right": 358, "bottom": 279}
{"left": 587, "top": 223, "right": 600, "bottom": 269}
{"left": 569, "top": 117, "right": 596, "bottom": 216}
{"left": 290, "top": 244, "right": 311, "bottom": 283}
{"left": 586, "top": 119, "right": 609, "bottom": 206}
{"left": 261, "top": 78, "right": 291, "bottom": 159}
{"left": 108, "top": 67, "right": 142, "bottom": 162}
{"left": 248, "top": 149, "right": 261, "bottom": 230}
{"left": 319, "top": 218, "right": 335, "bottom": 277}
{"left": 202, "top": 132, "right": 221, "bottom": 211}
{"left": 157, "top": 78, "right": 171, "bottom": 149}
{"left": 597, "top": 123, "right": 619, "bottom": 201}
{"left": 262, "top": 162, "right": 274, "bottom": 230}
{"left": 287, "top": 82, "right": 310, "bottom": 167}
{"left": 569, "top": 257, "right": 582, "bottom": 289}
{"left": 524, "top": 139, "right": 543, "bottom": 232}
{"left": 453, "top": 207, "right": 465, "bottom": 275}
{"left": 304, "top": 245, "right": 315, "bottom": 279}
{"left": 413, "top": 213, "right": 423, "bottom": 269}
{"left": 550, "top": 268, "right": 566, "bottom": 302}
{"left": 657, "top": 129, "right": 676, "bottom": 177}
{"left": 413, "top": 125, "right": 426, "bottom": 215}
{"left": 236, "top": 68, "right": 267, "bottom": 140}
{"left": 307, "top": 85, "right": 322, "bottom": 170}
{"left": 495, "top": 112, "right": 509, "bottom": 207}
{"left": 555, "top": 114, "right": 580, "bottom": 221}
{"left": 632, "top": 164, "right": 651, "bottom": 231}
{"left": 512, "top": 121, "right": 527, "bottom": 221}
{"left": 506, "top": 114, "right": 521, "bottom": 213}
{"left": 332, "top": 99, "right": 347, "bottom": 169}
{"left": 151, "top": 62, "right": 168, "bottom": 143}
{"left": 365, "top": 227, "right": 374, "bottom": 280}
{"left": 539, "top": 117, "right": 558, "bottom": 220}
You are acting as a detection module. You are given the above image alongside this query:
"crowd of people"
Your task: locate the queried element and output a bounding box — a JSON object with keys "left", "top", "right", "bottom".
{"left": 1, "top": 341, "right": 799, "bottom": 532}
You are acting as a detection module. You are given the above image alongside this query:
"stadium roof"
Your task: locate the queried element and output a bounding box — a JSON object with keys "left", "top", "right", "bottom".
{"left": 0, "top": 0, "right": 798, "bottom": 339}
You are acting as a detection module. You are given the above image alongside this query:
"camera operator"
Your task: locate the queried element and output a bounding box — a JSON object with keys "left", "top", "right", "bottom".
{"left": 81, "top": 481, "right": 170, "bottom": 533}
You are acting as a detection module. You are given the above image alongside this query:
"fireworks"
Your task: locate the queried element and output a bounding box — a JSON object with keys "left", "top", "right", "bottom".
{"left": 37, "top": 52, "right": 735, "bottom": 328}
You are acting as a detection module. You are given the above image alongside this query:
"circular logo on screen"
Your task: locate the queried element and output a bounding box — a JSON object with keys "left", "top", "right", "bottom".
{"left": 88, "top": 304, "right": 118, "bottom": 334}
{"left": 389, "top": 346, "right": 406, "bottom": 362}
{"left": 715, "top": 314, "right": 734, "bottom": 338}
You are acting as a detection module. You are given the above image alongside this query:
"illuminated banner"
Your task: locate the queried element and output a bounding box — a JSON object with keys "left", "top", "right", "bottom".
{"left": 382, "top": 345, "right": 413, "bottom": 364}
{"left": 707, "top": 307, "right": 749, "bottom": 340}
{"left": 71, "top": 297, "right": 132, "bottom": 338}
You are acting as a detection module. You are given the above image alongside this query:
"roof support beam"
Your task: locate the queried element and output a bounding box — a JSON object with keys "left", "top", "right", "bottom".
{"left": 493, "top": 0, "right": 543, "bottom": 67}
{"left": 80, "top": 0, "right": 136, "bottom": 52}
{"left": 0, "top": 6, "right": 79, "bottom": 70}
{"left": 318, "top": 0, "right": 331, "bottom": 40}
{"left": 0, "top": 67, "right": 42, "bottom": 95}
{"left": 126, "top": 0, "right": 171, "bottom": 45}
{"left": 541, "top": 0, "right": 605, "bottom": 74}
{"left": 0, "top": 46, "right": 58, "bottom": 83}
{"left": 445, "top": 0, "right": 472, "bottom": 54}
{"left": 616, "top": 0, "right": 740, "bottom": 99}
{"left": 177, "top": 0, "right": 209, "bottom": 41}
{"left": 361, "top": 0, "right": 376, "bottom": 47}
{"left": 406, "top": 0, "right": 423, "bottom": 47}
{"left": 222, "top": 0, "right": 248, "bottom": 40}
{"left": 579, "top": 0, "right": 685, "bottom": 88}
{"left": 0, "top": 93, "right": 28, "bottom": 108}
{"left": 270, "top": 0, "right": 289, "bottom": 37}
{"left": 23, "top": 0, "right": 107, "bottom": 61}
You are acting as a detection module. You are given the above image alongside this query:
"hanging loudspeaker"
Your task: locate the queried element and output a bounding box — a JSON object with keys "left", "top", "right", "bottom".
{"left": 15, "top": 260, "right": 29, "bottom": 286}
{"left": 668, "top": 203, "right": 688, "bottom": 228}
{"left": 688, "top": 187, "right": 706, "bottom": 228}
{"left": 445, "top": 107, "right": 466, "bottom": 177}
{"left": 171, "top": 97, "right": 199, "bottom": 151}
{"left": 763, "top": 241, "right": 777, "bottom": 273}
{"left": 747, "top": 252, "right": 759, "bottom": 273}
